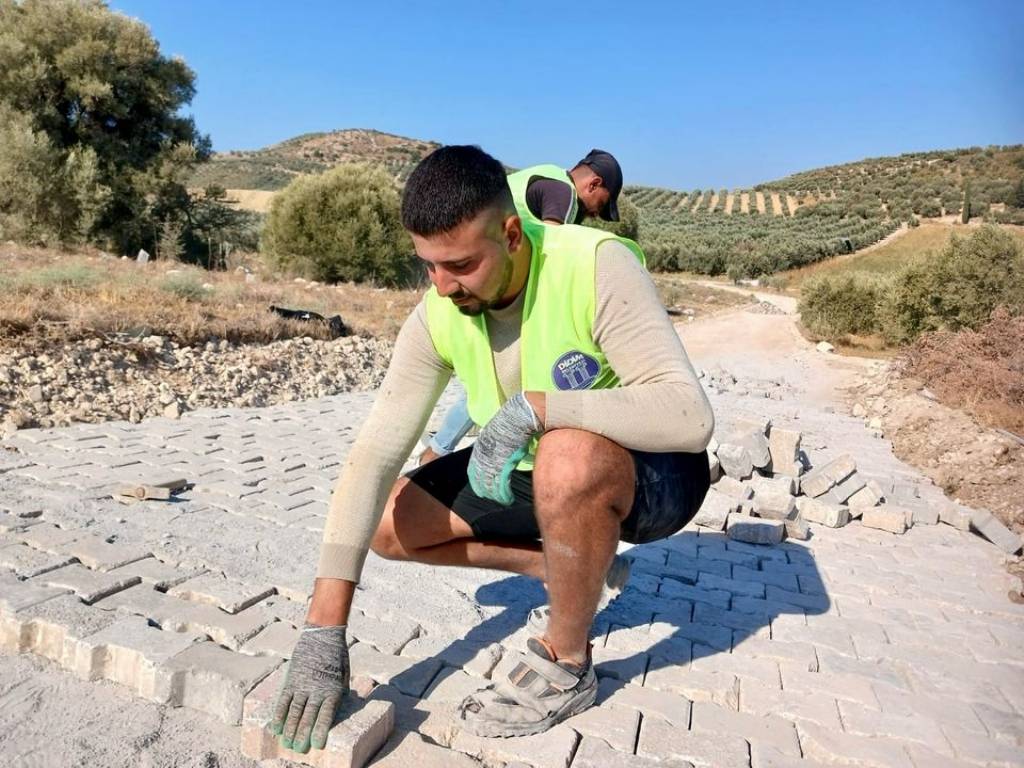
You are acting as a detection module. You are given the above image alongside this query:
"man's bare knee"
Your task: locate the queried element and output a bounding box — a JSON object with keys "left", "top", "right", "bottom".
{"left": 534, "top": 429, "right": 634, "bottom": 520}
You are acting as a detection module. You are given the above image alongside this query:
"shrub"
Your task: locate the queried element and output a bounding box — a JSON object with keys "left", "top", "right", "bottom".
{"left": 160, "top": 274, "right": 209, "bottom": 301}
{"left": 261, "top": 164, "right": 415, "bottom": 286}
{"left": 880, "top": 225, "right": 1024, "bottom": 343}
{"left": 799, "top": 273, "right": 885, "bottom": 338}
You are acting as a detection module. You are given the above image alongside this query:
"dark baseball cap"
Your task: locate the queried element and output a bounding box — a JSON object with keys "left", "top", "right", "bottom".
{"left": 579, "top": 149, "right": 623, "bottom": 221}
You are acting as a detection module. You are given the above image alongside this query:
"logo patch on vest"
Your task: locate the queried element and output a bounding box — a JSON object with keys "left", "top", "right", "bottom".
{"left": 552, "top": 351, "right": 600, "bottom": 390}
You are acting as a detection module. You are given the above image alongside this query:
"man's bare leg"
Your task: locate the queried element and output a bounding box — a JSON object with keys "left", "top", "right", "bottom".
{"left": 371, "top": 477, "right": 546, "bottom": 581}
{"left": 532, "top": 429, "right": 635, "bottom": 665}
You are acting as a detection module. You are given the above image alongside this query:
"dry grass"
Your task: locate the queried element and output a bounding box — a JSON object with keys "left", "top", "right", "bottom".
{"left": 0, "top": 245, "right": 421, "bottom": 349}
{"left": 899, "top": 307, "right": 1024, "bottom": 433}
{"left": 652, "top": 273, "right": 755, "bottom": 314}
{"left": 781, "top": 222, "right": 1024, "bottom": 290}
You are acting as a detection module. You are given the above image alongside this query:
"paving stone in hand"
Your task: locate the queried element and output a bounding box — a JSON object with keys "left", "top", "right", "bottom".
{"left": 241, "top": 666, "right": 394, "bottom": 768}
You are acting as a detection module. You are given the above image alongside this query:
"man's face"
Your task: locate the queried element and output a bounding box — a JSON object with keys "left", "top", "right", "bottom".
{"left": 577, "top": 175, "right": 610, "bottom": 218}
{"left": 412, "top": 207, "right": 521, "bottom": 316}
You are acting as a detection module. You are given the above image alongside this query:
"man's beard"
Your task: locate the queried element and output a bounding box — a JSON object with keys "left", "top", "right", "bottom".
{"left": 452, "top": 256, "right": 514, "bottom": 316}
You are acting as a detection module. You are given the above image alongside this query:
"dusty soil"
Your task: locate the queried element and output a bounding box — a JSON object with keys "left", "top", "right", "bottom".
{"left": 847, "top": 367, "right": 1024, "bottom": 535}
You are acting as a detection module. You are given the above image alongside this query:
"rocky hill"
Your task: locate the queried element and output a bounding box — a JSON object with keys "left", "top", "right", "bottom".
{"left": 190, "top": 128, "right": 441, "bottom": 191}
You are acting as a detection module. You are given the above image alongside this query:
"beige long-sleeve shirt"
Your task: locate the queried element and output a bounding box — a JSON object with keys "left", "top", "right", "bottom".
{"left": 317, "top": 240, "right": 714, "bottom": 582}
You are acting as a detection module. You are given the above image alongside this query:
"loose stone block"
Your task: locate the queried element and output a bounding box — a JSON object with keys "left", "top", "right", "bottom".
{"left": 0, "top": 593, "right": 118, "bottom": 666}
{"left": 784, "top": 516, "right": 810, "bottom": 541}
{"left": 795, "top": 496, "right": 849, "bottom": 528}
{"left": 727, "top": 514, "right": 785, "bottom": 546}
{"left": 70, "top": 616, "right": 205, "bottom": 700}
{"left": 717, "top": 443, "right": 753, "bottom": 480}
{"left": 32, "top": 563, "right": 141, "bottom": 604}
{"left": 400, "top": 636, "right": 503, "bottom": 679}
{"left": 751, "top": 489, "right": 796, "bottom": 520}
{"left": 911, "top": 506, "right": 940, "bottom": 526}
{"left": 861, "top": 506, "right": 908, "bottom": 535}
{"left": 939, "top": 503, "right": 972, "bottom": 531}
{"left": 240, "top": 620, "right": 301, "bottom": 659}
{"left": 65, "top": 534, "right": 152, "bottom": 571}
{"left": 692, "top": 489, "right": 738, "bottom": 530}
{"left": 708, "top": 453, "right": 721, "bottom": 483}
{"left": 749, "top": 474, "right": 795, "bottom": 496}
{"left": 826, "top": 472, "right": 866, "bottom": 505}
{"left": 801, "top": 453, "right": 857, "bottom": 498}
{"left": 734, "top": 415, "right": 771, "bottom": 436}
{"left": 969, "top": 508, "right": 1023, "bottom": 554}
{"left": 107, "top": 558, "right": 205, "bottom": 591}
{"left": 847, "top": 479, "right": 884, "bottom": 510}
{"left": 736, "top": 431, "right": 771, "bottom": 469}
{"left": 713, "top": 476, "right": 753, "bottom": 501}
{"left": 0, "top": 542, "right": 76, "bottom": 578}
{"left": 637, "top": 716, "right": 750, "bottom": 767}
{"left": 168, "top": 572, "right": 275, "bottom": 614}
{"left": 154, "top": 640, "right": 281, "bottom": 724}
{"left": 241, "top": 667, "right": 394, "bottom": 768}
{"left": 348, "top": 642, "right": 443, "bottom": 698}
{"left": 767, "top": 427, "right": 801, "bottom": 471}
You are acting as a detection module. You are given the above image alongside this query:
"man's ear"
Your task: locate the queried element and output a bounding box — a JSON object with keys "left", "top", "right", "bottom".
{"left": 504, "top": 213, "right": 523, "bottom": 252}
{"left": 588, "top": 175, "right": 604, "bottom": 193}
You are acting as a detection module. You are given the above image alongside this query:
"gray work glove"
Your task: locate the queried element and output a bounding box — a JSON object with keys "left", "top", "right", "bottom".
{"left": 468, "top": 392, "right": 542, "bottom": 505}
{"left": 271, "top": 624, "right": 349, "bottom": 753}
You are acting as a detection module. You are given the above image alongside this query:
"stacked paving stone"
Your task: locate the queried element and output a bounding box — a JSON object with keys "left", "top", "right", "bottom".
{"left": 698, "top": 416, "right": 1024, "bottom": 557}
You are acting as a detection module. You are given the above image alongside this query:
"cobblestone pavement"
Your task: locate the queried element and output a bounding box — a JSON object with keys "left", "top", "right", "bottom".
{"left": 2, "top": 321, "right": 1023, "bottom": 767}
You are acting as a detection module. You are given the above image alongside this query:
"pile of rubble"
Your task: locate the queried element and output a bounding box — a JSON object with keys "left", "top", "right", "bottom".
{"left": 698, "top": 365, "right": 791, "bottom": 401}
{"left": 0, "top": 334, "right": 393, "bottom": 434}
{"left": 695, "top": 416, "right": 1024, "bottom": 556}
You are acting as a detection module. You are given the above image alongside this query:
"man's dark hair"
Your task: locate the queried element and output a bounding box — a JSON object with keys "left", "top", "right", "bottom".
{"left": 401, "top": 145, "right": 513, "bottom": 236}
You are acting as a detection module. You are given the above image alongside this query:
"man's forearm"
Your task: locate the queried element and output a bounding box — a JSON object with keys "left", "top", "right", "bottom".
{"left": 306, "top": 577, "right": 356, "bottom": 626}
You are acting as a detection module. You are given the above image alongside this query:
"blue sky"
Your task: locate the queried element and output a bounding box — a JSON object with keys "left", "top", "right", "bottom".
{"left": 111, "top": 0, "right": 1023, "bottom": 190}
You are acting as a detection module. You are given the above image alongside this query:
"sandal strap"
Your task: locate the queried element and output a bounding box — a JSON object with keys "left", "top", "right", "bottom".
{"left": 504, "top": 646, "right": 582, "bottom": 693}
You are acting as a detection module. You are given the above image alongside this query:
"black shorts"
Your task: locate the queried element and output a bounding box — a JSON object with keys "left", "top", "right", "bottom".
{"left": 405, "top": 445, "right": 711, "bottom": 545}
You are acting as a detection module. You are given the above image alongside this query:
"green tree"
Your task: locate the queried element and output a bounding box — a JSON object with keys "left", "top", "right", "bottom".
{"left": 961, "top": 183, "right": 971, "bottom": 224}
{"left": 0, "top": 0, "right": 208, "bottom": 251}
{"left": 261, "top": 164, "right": 415, "bottom": 286}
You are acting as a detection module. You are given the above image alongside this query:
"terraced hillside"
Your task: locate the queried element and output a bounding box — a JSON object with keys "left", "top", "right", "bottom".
{"left": 625, "top": 145, "right": 1023, "bottom": 277}
{"left": 626, "top": 185, "right": 898, "bottom": 278}
{"left": 760, "top": 144, "right": 1024, "bottom": 219}
{"left": 190, "top": 128, "right": 440, "bottom": 190}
